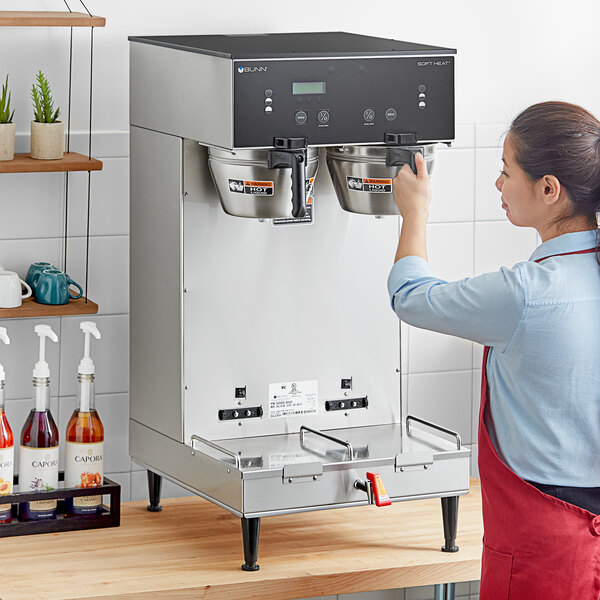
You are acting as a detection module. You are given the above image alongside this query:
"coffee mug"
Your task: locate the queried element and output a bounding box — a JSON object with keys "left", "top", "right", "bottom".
{"left": 0, "top": 271, "right": 33, "bottom": 308}
{"left": 26, "top": 262, "right": 55, "bottom": 294}
{"left": 35, "top": 269, "right": 83, "bottom": 305}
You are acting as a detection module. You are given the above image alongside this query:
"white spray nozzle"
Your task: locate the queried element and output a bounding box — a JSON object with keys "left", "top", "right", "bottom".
{"left": 0, "top": 327, "right": 9, "bottom": 382}
{"left": 79, "top": 321, "right": 101, "bottom": 375}
{"left": 33, "top": 324, "right": 58, "bottom": 379}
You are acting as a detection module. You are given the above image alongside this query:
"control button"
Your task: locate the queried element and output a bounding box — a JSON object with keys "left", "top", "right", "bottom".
{"left": 363, "top": 108, "right": 375, "bottom": 122}
{"left": 295, "top": 110, "right": 308, "bottom": 125}
{"left": 418, "top": 84, "right": 426, "bottom": 93}
{"left": 265, "top": 97, "right": 273, "bottom": 105}
{"left": 265, "top": 89, "right": 273, "bottom": 97}
{"left": 419, "top": 93, "right": 426, "bottom": 100}
{"left": 385, "top": 108, "right": 397, "bottom": 121}
{"left": 265, "top": 106, "right": 273, "bottom": 114}
{"left": 318, "top": 110, "right": 330, "bottom": 124}
{"left": 419, "top": 101, "right": 426, "bottom": 109}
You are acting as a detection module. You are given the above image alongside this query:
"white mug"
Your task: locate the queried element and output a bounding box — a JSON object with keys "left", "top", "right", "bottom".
{"left": 0, "top": 271, "right": 32, "bottom": 308}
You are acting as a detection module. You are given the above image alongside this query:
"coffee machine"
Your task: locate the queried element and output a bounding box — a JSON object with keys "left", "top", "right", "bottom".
{"left": 129, "top": 32, "right": 469, "bottom": 571}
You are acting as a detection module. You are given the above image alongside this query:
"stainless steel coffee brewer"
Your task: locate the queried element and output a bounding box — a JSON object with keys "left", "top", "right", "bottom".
{"left": 129, "top": 32, "right": 470, "bottom": 572}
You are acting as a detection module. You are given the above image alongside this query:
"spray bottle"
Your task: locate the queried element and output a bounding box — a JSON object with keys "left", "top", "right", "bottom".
{"left": 65, "top": 321, "right": 104, "bottom": 515}
{"left": 0, "top": 328, "right": 13, "bottom": 523}
{"left": 19, "top": 324, "right": 59, "bottom": 521}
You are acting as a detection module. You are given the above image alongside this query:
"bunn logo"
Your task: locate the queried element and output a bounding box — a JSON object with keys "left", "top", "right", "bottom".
{"left": 237, "top": 66, "right": 268, "bottom": 73}
{"left": 417, "top": 60, "right": 451, "bottom": 67}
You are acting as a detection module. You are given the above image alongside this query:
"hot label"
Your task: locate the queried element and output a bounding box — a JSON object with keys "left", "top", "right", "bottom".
{"left": 228, "top": 179, "right": 274, "bottom": 196}
{"left": 346, "top": 176, "right": 392, "bottom": 193}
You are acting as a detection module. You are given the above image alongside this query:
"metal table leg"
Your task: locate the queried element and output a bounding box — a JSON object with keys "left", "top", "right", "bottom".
{"left": 433, "top": 583, "right": 455, "bottom": 600}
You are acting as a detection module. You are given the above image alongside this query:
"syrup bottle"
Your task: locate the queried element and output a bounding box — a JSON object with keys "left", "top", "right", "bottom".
{"left": 0, "top": 327, "right": 14, "bottom": 523}
{"left": 65, "top": 322, "right": 104, "bottom": 515}
{"left": 19, "top": 324, "right": 59, "bottom": 521}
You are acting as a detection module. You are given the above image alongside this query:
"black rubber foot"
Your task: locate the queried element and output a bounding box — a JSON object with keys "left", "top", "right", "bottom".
{"left": 241, "top": 516, "right": 261, "bottom": 572}
{"left": 441, "top": 545, "right": 459, "bottom": 553}
{"left": 241, "top": 563, "right": 260, "bottom": 571}
{"left": 147, "top": 470, "right": 163, "bottom": 513}
{"left": 147, "top": 504, "right": 163, "bottom": 512}
{"left": 441, "top": 496, "right": 459, "bottom": 554}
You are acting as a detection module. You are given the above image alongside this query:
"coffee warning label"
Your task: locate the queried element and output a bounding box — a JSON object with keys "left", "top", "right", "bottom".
{"left": 346, "top": 176, "right": 392, "bottom": 193}
{"left": 228, "top": 179, "right": 274, "bottom": 196}
{"left": 268, "top": 380, "right": 318, "bottom": 418}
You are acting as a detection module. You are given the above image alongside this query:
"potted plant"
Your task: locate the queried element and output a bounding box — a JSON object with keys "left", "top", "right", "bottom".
{"left": 30, "top": 70, "right": 63, "bottom": 160}
{"left": 0, "top": 75, "right": 15, "bottom": 161}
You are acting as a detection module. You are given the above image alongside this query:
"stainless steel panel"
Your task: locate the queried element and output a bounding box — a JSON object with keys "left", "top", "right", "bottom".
{"left": 130, "top": 126, "right": 184, "bottom": 442}
{"left": 326, "top": 144, "right": 436, "bottom": 215}
{"left": 182, "top": 145, "right": 401, "bottom": 442}
{"left": 130, "top": 42, "right": 233, "bottom": 148}
{"left": 130, "top": 419, "right": 243, "bottom": 515}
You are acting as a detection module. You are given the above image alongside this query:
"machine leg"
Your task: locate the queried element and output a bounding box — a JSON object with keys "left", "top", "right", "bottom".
{"left": 441, "top": 495, "right": 459, "bottom": 552}
{"left": 241, "top": 516, "right": 261, "bottom": 571}
{"left": 146, "top": 470, "right": 163, "bottom": 512}
{"left": 433, "top": 583, "right": 456, "bottom": 600}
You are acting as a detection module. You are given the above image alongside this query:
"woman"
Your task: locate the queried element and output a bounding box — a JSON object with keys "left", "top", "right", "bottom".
{"left": 388, "top": 101, "right": 600, "bottom": 599}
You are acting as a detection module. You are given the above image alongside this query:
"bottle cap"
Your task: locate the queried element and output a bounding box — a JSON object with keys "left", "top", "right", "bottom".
{"left": 0, "top": 327, "right": 9, "bottom": 382}
{"left": 78, "top": 321, "right": 101, "bottom": 375}
{"left": 33, "top": 324, "right": 58, "bottom": 379}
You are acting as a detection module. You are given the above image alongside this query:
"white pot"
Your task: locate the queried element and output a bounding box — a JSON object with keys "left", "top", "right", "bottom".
{"left": 0, "top": 122, "right": 15, "bottom": 161}
{"left": 30, "top": 120, "right": 64, "bottom": 160}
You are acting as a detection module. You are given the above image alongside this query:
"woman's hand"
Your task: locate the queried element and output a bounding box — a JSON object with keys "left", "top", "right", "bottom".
{"left": 392, "top": 153, "right": 431, "bottom": 220}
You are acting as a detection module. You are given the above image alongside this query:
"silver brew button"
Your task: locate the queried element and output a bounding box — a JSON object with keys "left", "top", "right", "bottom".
{"left": 385, "top": 108, "right": 397, "bottom": 121}
{"left": 318, "top": 110, "right": 330, "bottom": 124}
{"left": 295, "top": 111, "right": 308, "bottom": 125}
{"left": 363, "top": 108, "right": 375, "bottom": 122}
{"left": 419, "top": 93, "right": 426, "bottom": 100}
{"left": 265, "top": 106, "right": 273, "bottom": 114}
{"left": 419, "top": 101, "right": 426, "bottom": 109}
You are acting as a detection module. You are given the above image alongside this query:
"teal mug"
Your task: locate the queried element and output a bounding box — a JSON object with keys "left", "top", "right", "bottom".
{"left": 35, "top": 269, "right": 83, "bottom": 305}
{"left": 26, "top": 262, "right": 55, "bottom": 295}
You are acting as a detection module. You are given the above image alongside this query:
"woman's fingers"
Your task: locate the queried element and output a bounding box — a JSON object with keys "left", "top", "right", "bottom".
{"left": 415, "top": 152, "right": 427, "bottom": 178}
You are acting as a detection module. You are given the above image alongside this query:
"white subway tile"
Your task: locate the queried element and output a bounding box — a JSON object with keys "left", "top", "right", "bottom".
{"left": 67, "top": 158, "right": 129, "bottom": 237}
{"left": 4, "top": 396, "right": 59, "bottom": 476}
{"left": 473, "top": 222, "right": 538, "bottom": 275}
{"left": 0, "top": 237, "right": 63, "bottom": 279}
{"left": 59, "top": 315, "right": 129, "bottom": 397}
{"left": 472, "top": 343, "right": 484, "bottom": 370}
{"left": 450, "top": 124, "right": 476, "bottom": 149}
{"left": 104, "top": 471, "right": 131, "bottom": 503}
{"left": 0, "top": 318, "right": 61, "bottom": 400}
{"left": 58, "top": 393, "right": 129, "bottom": 474}
{"left": 475, "top": 148, "right": 505, "bottom": 221}
{"left": 340, "top": 590, "right": 403, "bottom": 600}
{"left": 427, "top": 222, "right": 474, "bottom": 281}
{"left": 65, "top": 235, "right": 129, "bottom": 315}
{"left": 475, "top": 124, "right": 506, "bottom": 148}
{"left": 470, "top": 444, "right": 479, "bottom": 478}
{"left": 429, "top": 149, "right": 475, "bottom": 224}
{"left": 407, "top": 326, "right": 473, "bottom": 374}
{"left": 401, "top": 321, "right": 408, "bottom": 374}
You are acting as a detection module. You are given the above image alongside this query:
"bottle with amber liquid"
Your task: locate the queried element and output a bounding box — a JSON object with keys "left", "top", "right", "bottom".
{"left": 65, "top": 322, "right": 104, "bottom": 515}
{"left": 0, "top": 327, "right": 14, "bottom": 523}
{"left": 19, "top": 324, "right": 60, "bottom": 521}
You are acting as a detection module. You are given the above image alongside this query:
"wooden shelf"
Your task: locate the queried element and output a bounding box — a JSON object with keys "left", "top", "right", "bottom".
{"left": 0, "top": 152, "right": 102, "bottom": 174}
{"left": 0, "top": 11, "right": 105, "bottom": 27}
{"left": 0, "top": 296, "right": 98, "bottom": 319}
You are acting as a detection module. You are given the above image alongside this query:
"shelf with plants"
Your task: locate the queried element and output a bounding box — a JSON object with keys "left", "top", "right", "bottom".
{"left": 0, "top": 4, "right": 105, "bottom": 323}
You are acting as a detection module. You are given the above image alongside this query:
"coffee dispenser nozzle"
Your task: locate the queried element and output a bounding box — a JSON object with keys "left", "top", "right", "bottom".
{"left": 384, "top": 132, "right": 424, "bottom": 175}
{"left": 268, "top": 137, "right": 309, "bottom": 218}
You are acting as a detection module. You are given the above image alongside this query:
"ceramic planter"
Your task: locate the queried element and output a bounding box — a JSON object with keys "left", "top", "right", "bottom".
{"left": 30, "top": 120, "right": 64, "bottom": 160}
{"left": 0, "top": 122, "right": 15, "bottom": 161}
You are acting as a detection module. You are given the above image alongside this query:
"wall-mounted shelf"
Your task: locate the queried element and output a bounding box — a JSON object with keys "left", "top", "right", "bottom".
{"left": 0, "top": 11, "right": 105, "bottom": 27}
{"left": 0, "top": 297, "right": 98, "bottom": 319}
{"left": 0, "top": 152, "right": 103, "bottom": 174}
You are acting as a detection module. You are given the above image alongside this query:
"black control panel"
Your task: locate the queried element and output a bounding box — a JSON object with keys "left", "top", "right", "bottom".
{"left": 233, "top": 56, "right": 454, "bottom": 148}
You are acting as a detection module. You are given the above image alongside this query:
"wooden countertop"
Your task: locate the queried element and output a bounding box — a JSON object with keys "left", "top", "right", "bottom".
{"left": 1, "top": 479, "right": 483, "bottom": 600}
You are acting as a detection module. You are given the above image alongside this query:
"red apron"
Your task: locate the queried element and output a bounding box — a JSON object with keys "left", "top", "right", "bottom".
{"left": 478, "top": 246, "right": 600, "bottom": 599}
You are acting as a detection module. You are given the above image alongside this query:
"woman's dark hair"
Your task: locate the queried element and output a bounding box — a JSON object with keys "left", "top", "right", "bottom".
{"left": 509, "top": 101, "right": 600, "bottom": 263}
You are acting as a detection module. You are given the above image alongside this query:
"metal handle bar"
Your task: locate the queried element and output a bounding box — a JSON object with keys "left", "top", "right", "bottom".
{"left": 406, "top": 415, "right": 462, "bottom": 450}
{"left": 299, "top": 425, "right": 355, "bottom": 461}
{"left": 190, "top": 434, "right": 241, "bottom": 469}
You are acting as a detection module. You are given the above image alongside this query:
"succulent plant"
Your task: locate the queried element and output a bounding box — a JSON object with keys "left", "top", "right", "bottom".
{"left": 0, "top": 75, "right": 15, "bottom": 124}
{"left": 31, "top": 70, "right": 60, "bottom": 123}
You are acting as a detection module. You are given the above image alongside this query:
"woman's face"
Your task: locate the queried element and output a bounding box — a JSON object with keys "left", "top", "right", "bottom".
{"left": 495, "top": 135, "right": 541, "bottom": 228}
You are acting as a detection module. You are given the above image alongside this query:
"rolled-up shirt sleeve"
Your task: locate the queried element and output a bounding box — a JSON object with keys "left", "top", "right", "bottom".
{"left": 387, "top": 256, "right": 526, "bottom": 351}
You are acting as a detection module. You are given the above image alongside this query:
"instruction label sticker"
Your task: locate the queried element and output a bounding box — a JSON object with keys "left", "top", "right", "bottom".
{"left": 272, "top": 177, "right": 315, "bottom": 226}
{"left": 346, "top": 176, "right": 392, "bottom": 193}
{"left": 269, "top": 380, "right": 318, "bottom": 418}
{"left": 228, "top": 179, "right": 274, "bottom": 196}
{"left": 268, "top": 452, "right": 313, "bottom": 469}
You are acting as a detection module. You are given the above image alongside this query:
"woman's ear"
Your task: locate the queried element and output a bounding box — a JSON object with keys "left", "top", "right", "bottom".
{"left": 536, "top": 174, "right": 561, "bottom": 206}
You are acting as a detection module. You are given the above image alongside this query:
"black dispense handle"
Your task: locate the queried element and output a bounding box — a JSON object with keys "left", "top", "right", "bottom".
{"left": 385, "top": 146, "right": 425, "bottom": 175}
{"left": 268, "top": 137, "right": 308, "bottom": 218}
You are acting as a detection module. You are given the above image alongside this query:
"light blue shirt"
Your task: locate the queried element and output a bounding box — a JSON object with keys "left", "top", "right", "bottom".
{"left": 387, "top": 229, "right": 600, "bottom": 487}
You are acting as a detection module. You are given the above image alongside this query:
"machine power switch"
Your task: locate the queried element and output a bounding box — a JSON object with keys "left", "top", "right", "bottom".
{"left": 366, "top": 472, "right": 391, "bottom": 507}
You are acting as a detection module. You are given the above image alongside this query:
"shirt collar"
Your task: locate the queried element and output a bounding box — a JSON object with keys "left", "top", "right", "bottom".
{"left": 529, "top": 229, "right": 599, "bottom": 262}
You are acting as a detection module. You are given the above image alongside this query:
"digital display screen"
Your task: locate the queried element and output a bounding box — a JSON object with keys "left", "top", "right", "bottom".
{"left": 292, "top": 82, "right": 326, "bottom": 95}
